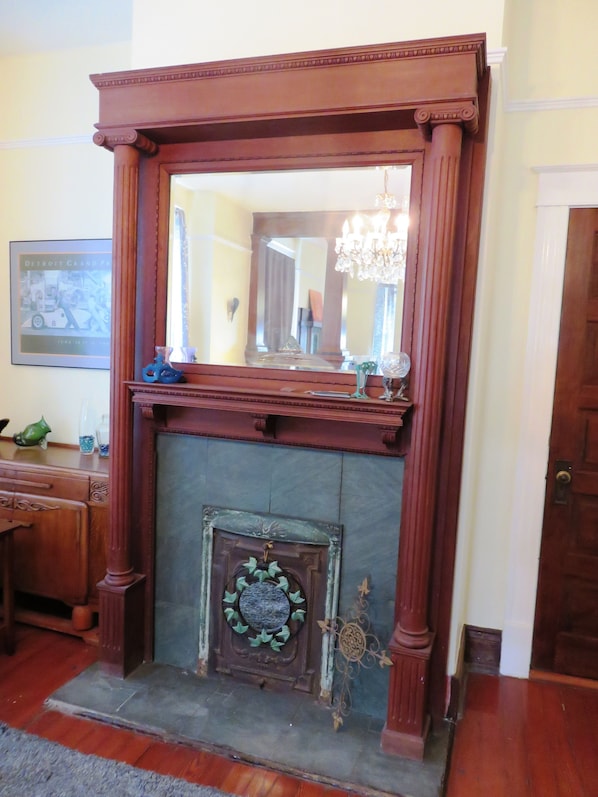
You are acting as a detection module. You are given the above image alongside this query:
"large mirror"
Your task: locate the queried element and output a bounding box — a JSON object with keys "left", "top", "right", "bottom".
{"left": 167, "top": 166, "right": 411, "bottom": 372}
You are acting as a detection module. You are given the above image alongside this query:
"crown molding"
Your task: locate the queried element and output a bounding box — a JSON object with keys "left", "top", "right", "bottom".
{"left": 532, "top": 162, "right": 598, "bottom": 174}
{"left": 509, "top": 96, "right": 598, "bottom": 112}
{"left": 487, "top": 47, "right": 506, "bottom": 66}
{"left": 0, "top": 134, "right": 92, "bottom": 150}
{"left": 488, "top": 47, "right": 598, "bottom": 113}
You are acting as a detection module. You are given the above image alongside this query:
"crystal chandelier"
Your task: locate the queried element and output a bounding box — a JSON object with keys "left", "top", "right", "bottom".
{"left": 335, "top": 167, "right": 408, "bottom": 284}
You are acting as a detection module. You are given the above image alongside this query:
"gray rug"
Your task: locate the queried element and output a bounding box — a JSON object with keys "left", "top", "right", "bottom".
{"left": 0, "top": 723, "right": 231, "bottom": 797}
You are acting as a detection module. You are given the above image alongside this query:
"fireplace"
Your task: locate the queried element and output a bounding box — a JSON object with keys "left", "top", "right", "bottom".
{"left": 154, "top": 434, "right": 403, "bottom": 720}
{"left": 94, "top": 35, "right": 489, "bottom": 756}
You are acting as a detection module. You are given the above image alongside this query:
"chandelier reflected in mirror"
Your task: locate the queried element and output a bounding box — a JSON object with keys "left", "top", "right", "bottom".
{"left": 335, "top": 166, "right": 409, "bottom": 284}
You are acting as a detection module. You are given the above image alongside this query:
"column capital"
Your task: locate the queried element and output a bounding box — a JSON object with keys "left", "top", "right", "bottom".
{"left": 93, "top": 128, "right": 158, "bottom": 155}
{"left": 415, "top": 101, "right": 479, "bottom": 140}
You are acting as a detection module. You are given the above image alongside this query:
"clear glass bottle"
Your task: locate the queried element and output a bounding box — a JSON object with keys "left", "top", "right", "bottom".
{"left": 155, "top": 346, "right": 173, "bottom": 364}
{"left": 78, "top": 400, "right": 95, "bottom": 455}
{"left": 96, "top": 414, "right": 110, "bottom": 458}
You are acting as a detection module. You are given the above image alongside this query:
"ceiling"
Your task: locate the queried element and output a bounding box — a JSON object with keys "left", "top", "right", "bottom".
{"left": 0, "top": 0, "right": 133, "bottom": 57}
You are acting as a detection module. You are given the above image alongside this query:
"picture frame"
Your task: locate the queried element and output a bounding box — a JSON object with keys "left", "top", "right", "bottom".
{"left": 10, "top": 239, "right": 112, "bottom": 370}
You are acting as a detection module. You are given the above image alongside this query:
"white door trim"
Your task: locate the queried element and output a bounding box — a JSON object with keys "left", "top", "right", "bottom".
{"left": 500, "top": 166, "right": 598, "bottom": 677}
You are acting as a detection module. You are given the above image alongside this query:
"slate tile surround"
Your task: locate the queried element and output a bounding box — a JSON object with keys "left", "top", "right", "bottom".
{"left": 154, "top": 434, "right": 403, "bottom": 720}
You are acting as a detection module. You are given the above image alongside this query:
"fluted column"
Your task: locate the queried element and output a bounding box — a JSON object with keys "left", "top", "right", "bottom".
{"left": 382, "top": 111, "right": 473, "bottom": 758}
{"left": 244, "top": 233, "right": 262, "bottom": 361}
{"left": 318, "top": 240, "right": 345, "bottom": 367}
{"left": 94, "top": 131, "right": 157, "bottom": 676}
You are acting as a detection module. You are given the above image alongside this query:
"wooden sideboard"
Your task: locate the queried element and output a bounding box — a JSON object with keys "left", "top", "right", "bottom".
{"left": 0, "top": 439, "right": 108, "bottom": 642}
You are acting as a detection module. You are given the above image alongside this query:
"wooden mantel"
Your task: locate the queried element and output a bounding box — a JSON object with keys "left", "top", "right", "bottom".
{"left": 128, "top": 379, "right": 412, "bottom": 456}
{"left": 92, "top": 33, "right": 490, "bottom": 761}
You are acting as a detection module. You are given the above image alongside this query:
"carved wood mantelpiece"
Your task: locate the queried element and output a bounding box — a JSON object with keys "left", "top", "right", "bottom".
{"left": 128, "top": 381, "right": 412, "bottom": 456}
{"left": 92, "top": 33, "right": 490, "bottom": 760}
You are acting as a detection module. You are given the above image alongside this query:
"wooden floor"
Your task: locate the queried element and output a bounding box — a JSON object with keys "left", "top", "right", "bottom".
{"left": 446, "top": 669, "right": 598, "bottom": 797}
{"left": 2, "top": 626, "right": 598, "bottom": 796}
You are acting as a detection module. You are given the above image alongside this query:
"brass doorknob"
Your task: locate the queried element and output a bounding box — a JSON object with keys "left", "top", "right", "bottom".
{"left": 556, "top": 470, "right": 572, "bottom": 485}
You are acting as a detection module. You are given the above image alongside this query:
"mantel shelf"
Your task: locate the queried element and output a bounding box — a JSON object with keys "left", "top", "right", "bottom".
{"left": 127, "top": 381, "right": 413, "bottom": 456}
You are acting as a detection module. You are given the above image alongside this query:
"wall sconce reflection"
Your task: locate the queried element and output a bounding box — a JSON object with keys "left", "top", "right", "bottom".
{"left": 227, "top": 297, "right": 239, "bottom": 322}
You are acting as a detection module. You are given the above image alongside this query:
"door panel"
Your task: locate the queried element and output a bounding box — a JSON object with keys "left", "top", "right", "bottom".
{"left": 532, "top": 207, "right": 598, "bottom": 679}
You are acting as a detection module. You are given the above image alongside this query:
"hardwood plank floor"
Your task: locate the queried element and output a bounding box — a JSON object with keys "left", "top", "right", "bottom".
{"left": 446, "top": 670, "right": 598, "bottom": 797}
{"left": 3, "top": 625, "right": 598, "bottom": 796}
{"left": 0, "top": 626, "right": 352, "bottom": 797}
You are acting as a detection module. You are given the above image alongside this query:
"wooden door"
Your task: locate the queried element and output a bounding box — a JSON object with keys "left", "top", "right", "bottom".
{"left": 532, "top": 207, "right": 598, "bottom": 679}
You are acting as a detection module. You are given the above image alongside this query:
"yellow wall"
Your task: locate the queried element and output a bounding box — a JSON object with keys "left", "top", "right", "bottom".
{"left": 179, "top": 190, "right": 252, "bottom": 365}
{"left": 451, "top": 0, "right": 598, "bottom": 674}
{"left": 295, "top": 239, "right": 326, "bottom": 312}
{"left": 504, "top": 0, "right": 598, "bottom": 99}
{"left": 0, "top": 43, "right": 129, "bottom": 445}
{"left": 3, "top": 0, "right": 598, "bottom": 682}
{"left": 131, "top": 0, "right": 506, "bottom": 66}
{"left": 210, "top": 193, "right": 251, "bottom": 364}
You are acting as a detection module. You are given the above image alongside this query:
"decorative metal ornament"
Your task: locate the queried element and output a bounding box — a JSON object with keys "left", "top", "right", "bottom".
{"left": 318, "top": 577, "right": 393, "bottom": 731}
{"left": 222, "top": 542, "right": 307, "bottom": 651}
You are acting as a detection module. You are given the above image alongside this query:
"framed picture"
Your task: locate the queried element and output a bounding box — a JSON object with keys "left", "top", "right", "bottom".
{"left": 10, "top": 239, "right": 112, "bottom": 369}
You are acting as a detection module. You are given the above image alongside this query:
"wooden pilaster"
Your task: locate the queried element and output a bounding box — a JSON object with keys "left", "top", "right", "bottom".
{"left": 95, "top": 134, "right": 156, "bottom": 676}
{"left": 382, "top": 117, "right": 470, "bottom": 758}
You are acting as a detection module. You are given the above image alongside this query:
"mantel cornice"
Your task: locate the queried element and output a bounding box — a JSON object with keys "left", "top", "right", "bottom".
{"left": 90, "top": 34, "right": 486, "bottom": 141}
{"left": 91, "top": 34, "right": 486, "bottom": 89}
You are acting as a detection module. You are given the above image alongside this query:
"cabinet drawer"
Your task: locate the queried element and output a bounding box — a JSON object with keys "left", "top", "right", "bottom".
{"left": 0, "top": 466, "right": 89, "bottom": 501}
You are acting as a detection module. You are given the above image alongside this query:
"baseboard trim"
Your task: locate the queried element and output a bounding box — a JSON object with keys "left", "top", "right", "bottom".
{"left": 464, "top": 624, "right": 502, "bottom": 674}
{"left": 446, "top": 625, "right": 466, "bottom": 721}
{"left": 530, "top": 669, "right": 598, "bottom": 691}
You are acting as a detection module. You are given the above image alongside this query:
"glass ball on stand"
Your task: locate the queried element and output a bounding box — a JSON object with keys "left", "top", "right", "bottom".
{"left": 379, "top": 352, "right": 411, "bottom": 401}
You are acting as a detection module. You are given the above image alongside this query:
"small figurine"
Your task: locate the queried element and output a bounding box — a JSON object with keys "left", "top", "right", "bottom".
{"left": 14, "top": 417, "right": 52, "bottom": 449}
{"left": 142, "top": 353, "right": 185, "bottom": 384}
{"left": 0, "top": 419, "right": 9, "bottom": 435}
{"left": 352, "top": 360, "right": 377, "bottom": 399}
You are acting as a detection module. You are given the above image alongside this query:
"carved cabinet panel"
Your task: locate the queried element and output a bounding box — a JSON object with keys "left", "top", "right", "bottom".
{"left": 1, "top": 492, "right": 88, "bottom": 605}
{"left": 0, "top": 441, "right": 109, "bottom": 639}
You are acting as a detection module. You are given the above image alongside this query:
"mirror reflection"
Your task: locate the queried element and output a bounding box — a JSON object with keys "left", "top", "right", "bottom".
{"left": 167, "top": 166, "right": 411, "bottom": 372}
